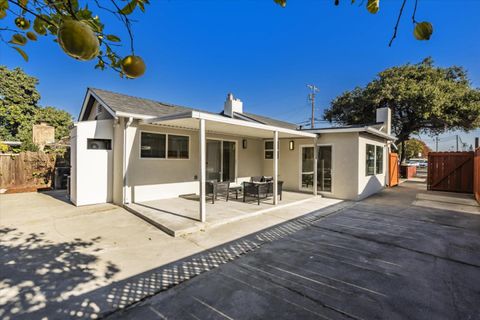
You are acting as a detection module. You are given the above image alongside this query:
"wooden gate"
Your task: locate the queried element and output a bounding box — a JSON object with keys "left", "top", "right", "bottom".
{"left": 474, "top": 148, "right": 480, "bottom": 204}
{"left": 388, "top": 152, "right": 399, "bottom": 187}
{"left": 428, "top": 152, "right": 474, "bottom": 193}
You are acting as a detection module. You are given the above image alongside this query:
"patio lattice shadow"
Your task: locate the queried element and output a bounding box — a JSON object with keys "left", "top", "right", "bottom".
{"left": 16, "top": 201, "right": 348, "bottom": 319}
{"left": 0, "top": 228, "right": 119, "bottom": 319}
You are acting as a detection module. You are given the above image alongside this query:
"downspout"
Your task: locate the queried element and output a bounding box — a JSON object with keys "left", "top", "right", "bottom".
{"left": 123, "top": 117, "right": 133, "bottom": 204}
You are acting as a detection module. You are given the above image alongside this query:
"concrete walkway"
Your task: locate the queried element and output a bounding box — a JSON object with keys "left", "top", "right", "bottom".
{"left": 109, "top": 181, "right": 480, "bottom": 320}
{"left": 0, "top": 190, "right": 341, "bottom": 319}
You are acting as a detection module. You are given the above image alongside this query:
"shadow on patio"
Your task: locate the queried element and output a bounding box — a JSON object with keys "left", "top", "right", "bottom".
{"left": 0, "top": 228, "right": 120, "bottom": 319}
{"left": 15, "top": 201, "right": 349, "bottom": 320}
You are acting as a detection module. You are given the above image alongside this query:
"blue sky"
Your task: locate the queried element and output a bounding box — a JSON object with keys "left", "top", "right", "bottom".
{"left": 1, "top": 0, "right": 479, "bottom": 150}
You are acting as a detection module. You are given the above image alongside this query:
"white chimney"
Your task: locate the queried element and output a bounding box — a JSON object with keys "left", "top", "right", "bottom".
{"left": 376, "top": 107, "right": 392, "bottom": 135}
{"left": 224, "top": 93, "right": 243, "bottom": 117}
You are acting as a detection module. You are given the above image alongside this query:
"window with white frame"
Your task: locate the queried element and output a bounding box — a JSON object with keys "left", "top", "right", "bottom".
{"left": 140, "top": 132, "right": 190, "bottom": 159}
{"left": 168, "top": 134, "right": 189, "bottom": 159}
{"left": 376, "top": 145, "right": 384, "bottom": 174}
{"left": 366, "top": 144, "right": 384, "bottom": 176}
{"left": 264, "top": 140, "right": 279, "bottom": 159}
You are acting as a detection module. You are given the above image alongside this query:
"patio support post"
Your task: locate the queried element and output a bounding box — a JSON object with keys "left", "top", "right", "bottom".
{"left": 313, "top": 136, "right": 318, "bottom": 196}
{"left": 273, "top": 130, "right": 279, "bottom": 205}
{"left": 199, "top": 118, "right": 206, "bottom": 222}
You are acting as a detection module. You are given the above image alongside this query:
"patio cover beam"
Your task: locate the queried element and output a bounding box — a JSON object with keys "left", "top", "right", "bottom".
{"left": 143, "top": 111, "right": 317, "bottom": 139}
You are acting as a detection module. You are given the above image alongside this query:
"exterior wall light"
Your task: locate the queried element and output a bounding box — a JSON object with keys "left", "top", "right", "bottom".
{"left": 289, "top": 140, "right": 295, "bottom": 150}
{"left": 242, "top": 139, "right": 248, "bottom": 149}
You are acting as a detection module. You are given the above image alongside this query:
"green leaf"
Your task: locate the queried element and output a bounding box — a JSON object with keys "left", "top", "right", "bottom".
{"left": 10, "top": 34, "right": 27, "bottom": 46}
{"left": 0, "top": 0, "right": 8, "bottom": 19}
{"left": 33, "top": 16, "right": 47, "bottom": 35}
{"left": 367, "top": 0, "right": 379, "bottom": 14}
{"left": 106, "top": 34, "right": 121, "bottom": 42}
{"left": 19, "top": 0, "right": 28, "bottom": 7}
{"left": 119, "top": 1, "right": 137, "bottom": 15}
{"left": 12, "top": 46, "right": 28, "bottom": 61}
{"left": 26, "top": 31, "right": 37, "bottom": 41}
{"left": 273, "top": 0, "right": 286, "bottom": 7}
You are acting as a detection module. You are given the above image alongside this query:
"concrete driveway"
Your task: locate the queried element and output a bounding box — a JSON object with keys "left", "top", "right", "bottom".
{"left": 0, "top": 190, "right": 341, "bottom": 319}
{"left": 108, "top": 182, "right": 480, "bottom": 320}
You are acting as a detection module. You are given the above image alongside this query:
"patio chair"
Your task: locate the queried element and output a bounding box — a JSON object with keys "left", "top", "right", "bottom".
{"left": 251, "top": 176, "right": 263, "bottom": 183}
{"left": 206, "top": 181, "right": 230, "bottom": 204}
{"left": 243, "top": 181, "right": 269, "bottom": 205}
{"left": 214, "top": 181, "right": 230, "bottom": 202}
{"left": 262, "top": 176, "right": 273, "bottom": 182}
{"left": 267, "top": 180, "right": 284, "bottom": 201}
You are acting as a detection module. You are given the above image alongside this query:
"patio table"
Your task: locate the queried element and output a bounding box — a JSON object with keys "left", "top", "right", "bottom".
{"left": 229, "top": 185, "right": 242, "bottom": 200}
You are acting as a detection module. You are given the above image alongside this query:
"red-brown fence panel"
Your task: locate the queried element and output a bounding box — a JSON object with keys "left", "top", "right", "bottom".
{"left": 427, "top": 152, "right": 474, "bottom": 193}
{"left": 474, "top": 148, "right": 480, "bottom": 204}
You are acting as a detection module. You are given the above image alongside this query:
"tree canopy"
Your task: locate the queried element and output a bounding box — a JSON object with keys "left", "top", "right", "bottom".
{"left": 397, "top": 139, "right": 431, "bottom": 160}
{"left": 0, "top": 0, "right": 432, "bottom": 78}
{"left": 0, "top": 65, "right": 73, "bottom": 151}
{"left": 323, "top": 58, "right": 480, "bottom": 161}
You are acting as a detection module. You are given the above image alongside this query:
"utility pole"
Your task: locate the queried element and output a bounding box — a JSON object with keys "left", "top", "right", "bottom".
{"left": 456, "top": 135, "right": 459, "bottom": 152}
{"left": 307, "top": 84, "right": 319, "bottom": 129}
{"left": 435, "top": 136, "right": 439, "bottom": 152}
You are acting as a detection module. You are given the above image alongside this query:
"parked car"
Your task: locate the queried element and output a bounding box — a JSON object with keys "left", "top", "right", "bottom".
{"left": 407, "top": 158, "right": 428, "bottom": 167}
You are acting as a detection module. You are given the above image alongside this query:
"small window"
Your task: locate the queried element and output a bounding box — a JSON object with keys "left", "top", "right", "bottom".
{"left": 168, "top": 135, "right": 189, "bottom": 159}
{"left": 366, "top": 144, "right": 375, "bottom": 176}
{"left": 87, "top": 139, "right": 111, "bottom": 150}
{"left": 376, "top": 146, "right": 384, "bottom": 174}
{"left": 264, "top": 140, "right": 279, "bottom": 160}
{"left": 141, "top": 132, "right": 166, "bottom": 158}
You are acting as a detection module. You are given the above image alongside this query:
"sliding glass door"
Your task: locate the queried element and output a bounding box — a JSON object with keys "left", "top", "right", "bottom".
{"left": 206, "top": 139, "right": 236, "bottom": 182}
{"left": 301, "top": 145, "right": 332, "bottom": 192}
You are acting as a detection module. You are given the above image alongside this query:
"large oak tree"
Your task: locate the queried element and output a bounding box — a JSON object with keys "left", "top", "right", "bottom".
{"left": 324, "top": 58, "right": 480, "bottom": 161}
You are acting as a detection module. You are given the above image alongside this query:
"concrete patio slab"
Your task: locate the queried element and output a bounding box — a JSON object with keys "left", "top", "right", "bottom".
{"left": 125, "top": 191, "right": 320, "bottom": 236}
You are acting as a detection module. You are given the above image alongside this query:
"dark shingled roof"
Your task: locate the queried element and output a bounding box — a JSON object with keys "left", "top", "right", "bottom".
{"left": 89, "top": 88, "right": 193, "bottom": 117}
{"left": 87, "top": 88, "right": 299, "bottom": 130}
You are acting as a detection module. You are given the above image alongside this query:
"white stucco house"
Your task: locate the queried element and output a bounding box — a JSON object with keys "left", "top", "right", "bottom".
{"left": 70, "top": 88, "right": 396, "bottom": 222}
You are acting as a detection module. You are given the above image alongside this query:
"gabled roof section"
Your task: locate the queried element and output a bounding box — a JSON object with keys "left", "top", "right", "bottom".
{"left": 80, "top": 88, "right": 194, "bottom": 120}
{"left": 78, "top": 88, "right": 299, "bottom": 131}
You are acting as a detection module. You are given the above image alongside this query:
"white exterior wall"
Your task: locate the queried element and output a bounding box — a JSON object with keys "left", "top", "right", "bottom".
{"left": 271, "top": 133, "right": 359, "bottom": 200}
{"left": 357, "top": 133, "right": 388, "bottom": 200}
{"left": 70, "top": 120, "right": 114, "bottom": 206}
{"left": 125, "top": 122, "right": 264, "bottom": 203}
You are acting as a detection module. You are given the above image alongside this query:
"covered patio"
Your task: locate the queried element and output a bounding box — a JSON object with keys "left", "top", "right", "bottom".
{"left": 122, "top": 110, "right": 319, "bottom": 235}
{"left": 125, "top": 191, "right": 320, "bottom": 236}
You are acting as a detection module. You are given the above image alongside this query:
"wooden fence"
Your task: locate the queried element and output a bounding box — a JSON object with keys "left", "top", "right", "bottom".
{"left": 427, "top": 152, "right": 474, "bottom": 193}
{"left": 388, "top": 152, "right": 399, "bottom": 187}
{"left": 0, "top": 152, "right": 56, "bottom": 192}
{"left": 474, "top": 148, "right": 480, "bottom": 204}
